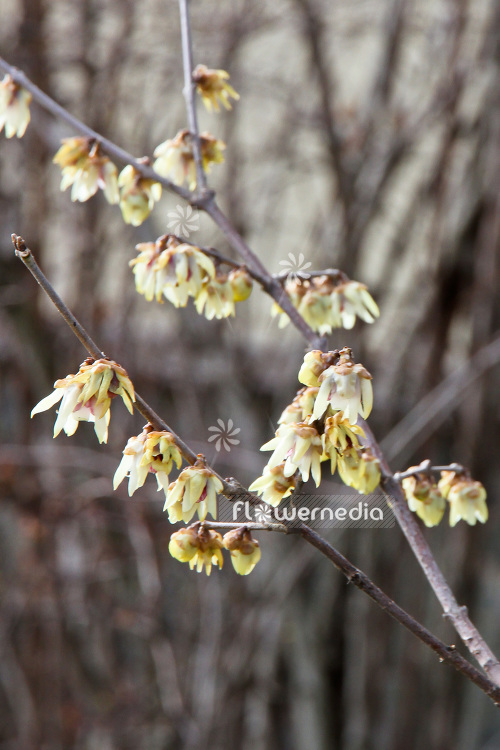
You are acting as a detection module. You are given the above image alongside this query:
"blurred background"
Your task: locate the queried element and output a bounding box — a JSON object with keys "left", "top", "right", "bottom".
{"left": 1, "top": 0, "right": 500, "bottom": 748}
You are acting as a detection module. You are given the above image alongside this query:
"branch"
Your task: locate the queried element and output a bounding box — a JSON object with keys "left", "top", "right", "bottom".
{"left": 15, "top": 235, "right": 500, "bottom": 703}
{"left": 178, "top": 0, "right": 207, "bottom": 194}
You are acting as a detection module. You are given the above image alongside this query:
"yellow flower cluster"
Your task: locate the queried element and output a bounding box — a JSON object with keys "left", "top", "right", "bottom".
{"left": 0, "top": 75, "right": 31, "bottom": 138}
{"left": 129, "top": 235, "right": 252, "bottom": 317}
{"left": 250, "top": 348, "right": 380, "bottom": 504}
{"left": 113, "top": 425, "right": 183, "bottom": 496}
{"left": 31, "top": 358, "right": 135, "bottom": 443}
{"left": 153, "top": 129, "right": 225, "bottom": 190}
{"left": 272, "top": 277, "right": 379, "bottom": 334}
{"left": 402, "top": 468, "right": 488, "bottom": 528}
{"left": 118, "top": 165, "right": 162, "bottom": 226}
{"left": 53, "top": 137, "right": 119, "bottom": 204}
{"left": 169, "top": 523, "right": 260, "bottom": 576}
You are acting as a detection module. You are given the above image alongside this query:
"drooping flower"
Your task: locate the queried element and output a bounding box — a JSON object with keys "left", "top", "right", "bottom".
{"left": 153, "top": 129, "right": 225, "bottom": 190}
{"left": 271, "top": 275, "right": 379, "bottom": 334}
{"left": 228, "top": 268, "right": 253, "bottom": 302}
{"left": 337, "top": 446, "right": 381, "bottom": 494}
{"left": 322, "top": 413, "right": 365, "bottom": 473}
{"left": 298, "top": 350, "right": 334, "bottom": 388}
{"left": 223, "top": 528, "right": 261, "bottom": 575}
{"left": 311, "top": 348, "right": 373, "bottom": 425}
{"left": 248, "top": 462, "right": 297, "bottom": 507}
{"left": 194, "top": 273, "right": 235, "bottom": 319}
{"left": 163, "top": 460, "right": 224, "bottom": 524}
{"left": 118, "top": 165, "right": 162, "bottom": 225}
{"left": 260, "top": 422, "right": 323, "bottom": 486}
{"left": 192, "top": 64, "right": 240, "bottom": 112}
{"left": 0, "top": 75, "right": 31, "bottom": 138}
{"left": 113, "top": 425, "right": 183, "bottom": 496}
{"left": 278, "top": 387, "right": 319, "bottom": 425}
{"left": 53, "top": 137, "right": 119, "bottom": 204}
{"left": 402, "top": 470, "right": 446, "bottom": 528}
{"left": 438, "top": 471, "right": 488, "bottom": 527}
{"left": 129, "top": 235, "right": 216, "bottom": 306}
{"left": 169, "top": 524, "right": 224, "bottom": 575}
{"left": 31, "top": 358, "right": 135, "bottom": 443}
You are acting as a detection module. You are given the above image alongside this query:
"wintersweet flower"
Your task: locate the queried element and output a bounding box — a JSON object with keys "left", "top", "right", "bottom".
{"left": 0, "top": 75, "right": 31, "bottom": 138}
{"left": 192, "top": 64, "right": 240, "bottom": 112}
{"left": 228, "top": 268, "right": 253, "bottom": 302}
{"left": 311, "top": 348, "right": 373, "bottom": 425}
{"left": 298, "top": 350, "right": 334, "bottom": 388}
{"left": 113, "top": 426, "right": 183, "bottom": 496}
{"left": 278, "top": 387, "right": 319, "bottom": 425}
{"left": 153, "top": 129, "right": 225, "bottom": 190}
{"left": 322, "top": 413, "right": 365, "bottom": 473}
{"left": 438, "top": 471, "right": 488, "bottom": 527}
{"left": 194, "top": 274, "right": 235, "bottom": 319}
{"left": 335, "top": 281, "right": 380, "bottom": 329}
{"left": 169, "top": 525, "right": 224, "bottom": 575}
{"left": 53, "top": 137, "right": 119, "bottom": 204}
{"left": 129, "top": 235, "right": 216, "bottom": 306}
{"left": 31, "top": 358, "right": 135, "bottom": 443}
{"left": 118, "top": 165, "right": 162, "bottom": 226}
{"left": 248, "top": 462, "right": 297, "bottom": 507}
{"left": 402, "top": 470, "right": 445, "bottom": 528}
{"left": 260, "top": 422, "right": 323, "bottom": 486}
{"left": 223, "top": 528, "right": 261, "bottom": 575}
{"left": 163, "top": 461, "right": 224, "bottom": 524}
{"left": 337, "top": 446, "right": 381, "bottom": 494}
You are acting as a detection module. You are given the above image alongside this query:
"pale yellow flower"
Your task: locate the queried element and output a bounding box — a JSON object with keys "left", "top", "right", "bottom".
{"left": 53, "top": 137, "right": 119, "bottom": 204}
{"left": 248, "top": 462, "right": 297, "bottom": 507}
{"left": 278, "top": 387, "right": 319, "bottom": 425}
{"left": 118, "top": 165, "right": 162, "bottom": 226}
{"left": 0, "top": 75, "right": 31, "bottom": 138}
{"left": 311, "top": 348, "right": 373, "bottom": 425}
{"left": 31, "top": 358, "right": 135, "bottom": 444}
{"left": 337, "top": 447, "right": 381, "bottom": 494}
{"left": 169, "top": 525, "right": 224, "bottom": 575}
{"left": 322, "top": 413, "right": 365, "bottom": 473}
{"left": 153, "top": 129, "right": 225, "bottom": 190}
{"left": 192, "top": 64, "right": 240, "bottom": 112}
{"left": 195, "top": 274, "right": 235, "bottom": 320}
{"left": 113, "top": 426, "right": 183, "bottom": 496}
{"left": 223, "top": 528, "right": 261, "bottom": 575}
{"left": 228, "top": 268, "right": 253, "bottom": 301}
{"left": 163, "top": 462, "right": 224, "bottom": 524}
{"left": 438, "top": 471, "right": 488, "bottom": 527}
{"left": 298, "top": 350, "right": 332, "bottom": 388}
{"left": 402, "top": 470, "right": 445, "bottom": 528}
{"left": 129, "top": 235, "right": 216, "bottom": 306}
{"left": 260, "top": 422, "right": 323, "bottom": 486}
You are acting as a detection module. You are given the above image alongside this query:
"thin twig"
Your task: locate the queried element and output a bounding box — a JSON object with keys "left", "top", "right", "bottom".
{"left": 178, "top": 0, "right": 207, "bottom": 194}
{"left": 0, "top": 57, "right": 193, "bottom": 203}
{"left": 300, "top": 525, "right": 500, "bottom": 706}
{"left": 393, "top": 460, "right": 466, "bottom": 481}
{"left": 201, "top": 521, "right": 290, "bottom": 533}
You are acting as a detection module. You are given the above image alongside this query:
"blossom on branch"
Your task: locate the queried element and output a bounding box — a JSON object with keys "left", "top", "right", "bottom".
{"left": 118, "top": 165, "right": 162, "bottom": 225}
{"left": 337, "top": 446, "right": 381, "bottom": 494}
{"left": 153, "top": 129, "right": 225, "bottom": 190}
{"left": 438, "top": 471, "right": 488, "bottom": 527}
{"left": 223, "top": 528, "right": 261, "bottom": 575}
{"left": 169, "top": 525, "right": 224, "bottom": 576}
{"left": 192, "top": 64, "right": 240, "bottom": 112}
{"left": 248, "top": 462, "right": 297, "bottom": 507}
{"left": 31, "top": 358, "right": 135, "bottom": 443}
{"left": 310, "top": 348, "right": 373, "bottom": 425}
{"left": 113, "top": 426, "right": 183, "bottom": 496}
{"left": 195, "top": 273, "right": 235, "bottom": 320}
{"left": 322, "top": 413, "right": 365, "bottom": 473}
{"left": 53, "top": 137, "right": 119, "bottom": 203}
{"left": 163, "top": 461, "right": 224, "bottom": 524}
{"left": 0, "top": 75, "right": 31, "bottom": 138}
{"left": 402, "top": 470, "right": 446, "bottom": 528}
{"left": 260, "top": 422, "right": 323, "bottom": 486}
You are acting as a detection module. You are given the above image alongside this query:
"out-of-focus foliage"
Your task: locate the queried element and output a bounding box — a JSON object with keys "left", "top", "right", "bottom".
{"left": 1, "top": 0, "right": 500, "bottom": 748}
